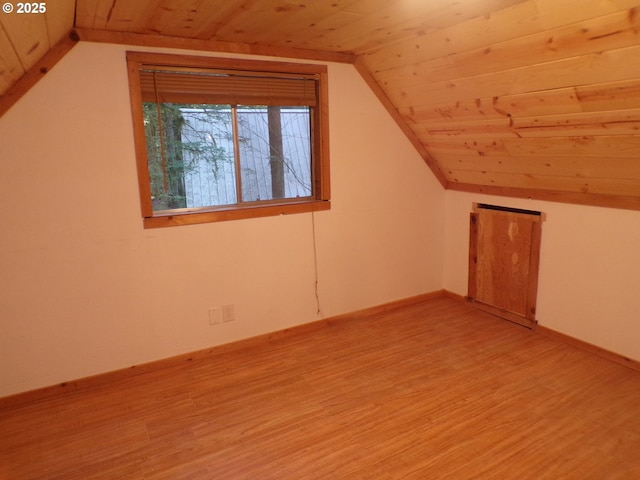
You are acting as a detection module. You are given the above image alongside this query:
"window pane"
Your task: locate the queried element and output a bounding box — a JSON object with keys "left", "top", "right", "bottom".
{"left": 143, "top": 101, "right": 313, "bottom": 212}
{"left": 180, "top": 106, "right": 237, "bottom": 208}
{"left": 236, "top": 106, "right": 312, "bottom": 203}
{"left": 144, "top": 103, "right": 237, "bottom": 212}
{"left": 143, "top": 103, "right": 188, "bottom": 211}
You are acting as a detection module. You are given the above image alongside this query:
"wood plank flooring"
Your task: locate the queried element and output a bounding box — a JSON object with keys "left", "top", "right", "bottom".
{"left": 1, "top": 297, "right": 640, "bottom": 479}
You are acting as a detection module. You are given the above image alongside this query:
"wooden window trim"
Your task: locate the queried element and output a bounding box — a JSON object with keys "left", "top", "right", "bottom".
{"left": 126, "top": 51, "right": 330, "bottom": 228}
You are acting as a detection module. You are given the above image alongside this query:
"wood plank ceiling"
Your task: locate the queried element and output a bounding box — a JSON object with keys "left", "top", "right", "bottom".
{"left": 2, "top": 0, "right": 640, "bottom": 209}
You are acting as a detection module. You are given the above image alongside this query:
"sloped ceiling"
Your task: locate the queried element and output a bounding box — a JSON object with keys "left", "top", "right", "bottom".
{"left": 2, "top": 0, "right": 640, "bottom": 209}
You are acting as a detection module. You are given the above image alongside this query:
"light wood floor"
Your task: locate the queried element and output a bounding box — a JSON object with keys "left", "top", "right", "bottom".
{"left": 2, "top": 297, "right": 640, "bottom": 479}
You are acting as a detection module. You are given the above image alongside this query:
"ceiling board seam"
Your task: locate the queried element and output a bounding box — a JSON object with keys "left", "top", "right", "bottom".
{"left": 383, "top": 44, "right": 640, "bottom": 109}
{"left": 368, "top": 7, "right": 640, "bottom": 76}
{"left": 363, "top": 2, "right": 640, "bottom": 72}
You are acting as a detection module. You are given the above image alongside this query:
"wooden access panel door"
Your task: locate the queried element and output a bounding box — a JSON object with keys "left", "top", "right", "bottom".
{"left": 468, "top": 204, "right": 543, "bottom": 328}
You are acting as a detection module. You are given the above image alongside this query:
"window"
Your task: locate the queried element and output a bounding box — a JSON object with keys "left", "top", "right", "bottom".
{"left": 126, "top": 52, "right": 330, "bottom": 228}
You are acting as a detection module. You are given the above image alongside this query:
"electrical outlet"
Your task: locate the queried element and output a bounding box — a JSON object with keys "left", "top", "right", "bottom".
{"left": 222, "top": 304, "right": 235, "bottom": 322}
{"left": 209, "top": 307, "right": 222, "bottom": 325}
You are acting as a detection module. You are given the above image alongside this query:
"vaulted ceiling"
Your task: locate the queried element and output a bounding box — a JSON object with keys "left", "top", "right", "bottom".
{"left": 2, "top": 0, "right": 640, "bottom": 209}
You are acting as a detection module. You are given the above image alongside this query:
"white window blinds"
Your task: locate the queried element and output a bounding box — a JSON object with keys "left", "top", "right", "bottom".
{"left": 139, "top": 67, "right": 318, "bottom": 106}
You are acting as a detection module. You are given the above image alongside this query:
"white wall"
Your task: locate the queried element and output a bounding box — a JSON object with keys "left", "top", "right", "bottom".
{"left": 443, "top": 190, "right": 640, "bottom": 362}
{"left": 0, "top": 42, "right": 445, "bottom": 397}
{"left": 8, "top": 41, "right": 634, "bottom": 399}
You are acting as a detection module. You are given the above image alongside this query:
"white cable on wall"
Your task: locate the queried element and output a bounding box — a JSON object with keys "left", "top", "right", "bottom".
{"left": 311, "top": 210, "right": 322, "bottom": 316}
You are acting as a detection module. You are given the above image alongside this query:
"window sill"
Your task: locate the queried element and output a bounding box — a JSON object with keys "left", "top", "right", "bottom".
{"left": 142, "top": 200, "right": 330, "bottom": 228}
